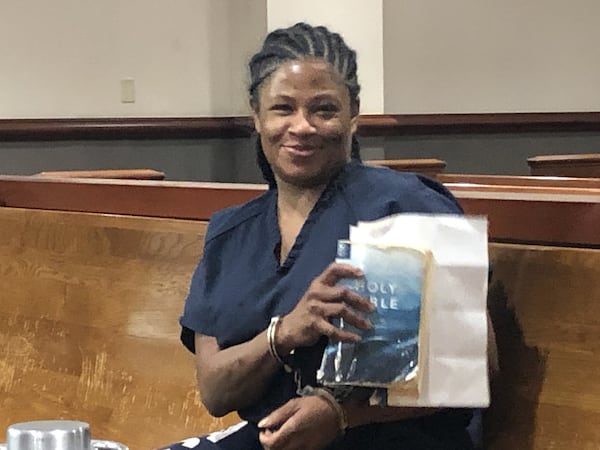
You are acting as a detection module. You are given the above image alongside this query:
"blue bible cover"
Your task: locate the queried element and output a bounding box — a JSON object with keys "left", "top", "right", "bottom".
{"left": 317, "top": 240, "right": 431, "bottom": 396}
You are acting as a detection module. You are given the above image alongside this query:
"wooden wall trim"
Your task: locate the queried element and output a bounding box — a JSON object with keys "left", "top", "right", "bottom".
{"left": 2, "top": 112, "right": 600, "bottom": 141}
{"left": 1, "top": 175, "right": 598, "bottom": 247}
{"left": 0, "top": 117, "right": 254, "bottom": 141}
{"left": 357, "top": 112, "right": 600, "bottom": 135}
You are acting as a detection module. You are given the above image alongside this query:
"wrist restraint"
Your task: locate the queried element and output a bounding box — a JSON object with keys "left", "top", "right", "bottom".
{"left": 267, "top": 317, "right": 348, "bottom": 437}
{"left": 298, "top": 385, "right": 348, "bottom": 437}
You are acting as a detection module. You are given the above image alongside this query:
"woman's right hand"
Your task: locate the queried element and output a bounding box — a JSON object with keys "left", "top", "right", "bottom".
{"left": 276, "top": 262, "right": 374, "bottom": 354}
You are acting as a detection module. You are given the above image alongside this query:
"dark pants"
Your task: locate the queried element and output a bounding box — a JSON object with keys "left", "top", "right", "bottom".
{"left": 156, "top": 410, "right": 475, "bottom": 450}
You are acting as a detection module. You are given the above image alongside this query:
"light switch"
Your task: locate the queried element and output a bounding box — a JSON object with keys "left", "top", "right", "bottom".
{"left": 120, "top": 78, "right": 135, "bottom": 103}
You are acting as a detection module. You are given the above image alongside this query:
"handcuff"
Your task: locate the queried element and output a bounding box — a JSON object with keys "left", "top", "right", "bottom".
{"left": 267, "top": 316, "right": 348, "bottom": 438}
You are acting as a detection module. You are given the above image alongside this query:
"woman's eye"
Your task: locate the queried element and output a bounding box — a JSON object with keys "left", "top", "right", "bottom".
{"left": 271, "top": 104, "right": 293, "bottom": 114}
{"left": 315, "top": 105, "right": 338, "bottom": 118}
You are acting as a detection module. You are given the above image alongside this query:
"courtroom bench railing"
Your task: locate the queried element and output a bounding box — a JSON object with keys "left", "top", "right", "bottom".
{"left": 527, "top": 152, "right": 600, "bottom": 177}
{"left": 0, "top": 175, "right": 599, "bottom": 449}
{"left": 1, "top": 174, "right": 597, "bottom": 247}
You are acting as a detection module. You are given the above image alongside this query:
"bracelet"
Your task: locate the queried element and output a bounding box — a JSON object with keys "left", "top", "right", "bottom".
{"left": 298, "top": 385, "right": 348, "bottom": 437}
{"left": 267, "top": 316, "right": 292, "bottom": 373}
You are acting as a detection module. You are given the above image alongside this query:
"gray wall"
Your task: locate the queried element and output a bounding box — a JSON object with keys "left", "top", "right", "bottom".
{"left": 2, "top": 132, "right": 599, "bottom": 182}
{"left": 1, "top": 139, "right": 247, "bottom": 182}
{"left": 382, "top": 132, "right": 600, "bottom": 175}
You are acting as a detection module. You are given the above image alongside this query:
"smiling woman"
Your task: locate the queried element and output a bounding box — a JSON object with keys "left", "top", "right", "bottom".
{"left": 252, "top": 58, "right": 358, "bottom": 189}
{"left": 158, "top": 23, "right": 480, "bottom": 450}
{"left": 248, "top": 23, "right": 362, "bottom": 192}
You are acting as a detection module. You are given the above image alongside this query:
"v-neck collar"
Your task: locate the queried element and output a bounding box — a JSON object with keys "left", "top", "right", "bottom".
{"left": 271, "top": 161, "right": 355, "bottom": 273}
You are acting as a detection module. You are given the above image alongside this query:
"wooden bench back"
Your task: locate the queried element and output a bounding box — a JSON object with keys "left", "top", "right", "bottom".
{"left": 33, "top": 168, "right": 166, "bottom": 180}
{"left": 1, "top": 174, "right": 598, "bottom": 247}
{"left": 364, "top": 158, "right": 446, "bottom": 179}
{"left": 527, "top": 153, "right": 600, "bottom": 177}
{"left": 486, "top": 243, "right": 600, "bottom": 449}
{"left": 0, "top": 207, "right": 238, "bottom": 449}
{"left": 1, "top": 174, "right": 599, "bottom": 449}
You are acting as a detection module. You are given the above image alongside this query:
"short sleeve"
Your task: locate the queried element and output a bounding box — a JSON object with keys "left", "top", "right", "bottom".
{"left": 415, "top": 174, "right": 463, "bottom": 214}
{"left": 179, "top": 223, "right": 224, "bottom": 353}
{"left": 388, "top": 174, "right": 464, "bottom": 216}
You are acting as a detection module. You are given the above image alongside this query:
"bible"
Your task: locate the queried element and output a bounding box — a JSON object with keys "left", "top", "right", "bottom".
{"left": 317, "top": 240, "right": 432, "bottom": 399}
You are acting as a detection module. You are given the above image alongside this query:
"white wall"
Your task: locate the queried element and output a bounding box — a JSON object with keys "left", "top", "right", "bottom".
{"left": 383, "top": 0, "right": 600, "bottom": 113}
{"left": 267, "top": 0, "right": 384, "bottom": 114}
{"left": 1, "top": 0, "right": 598, "bottom": 118}
{"left": 0, "top": 0, "right": 265, "bottom": 118}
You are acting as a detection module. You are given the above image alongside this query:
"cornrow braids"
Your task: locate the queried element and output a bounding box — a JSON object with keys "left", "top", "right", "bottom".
{"left": 249, "top": 23, "right": 360, "bottom": 110}
{"left": 249, "top": 22, "right": 362, "bottom": 187}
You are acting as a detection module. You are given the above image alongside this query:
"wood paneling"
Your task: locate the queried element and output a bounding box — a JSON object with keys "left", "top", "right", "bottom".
{"left": 527, "top": 153, "right": 600, "bottom": 177}
{"left": 1, "top": 180, "right": 599, "bottom": 448}
{"left": 438, "top": 174, "right": 600, "bottom": 189}
{"left": 2, "top": 112, "right": 600, "bottom": 141}
{"left": 0, "top": 208, "right": 239, "bottom": 449}
{"left": 0, "top": 176, "right": 266, "bottom": 221}
{"left": 364, "top": 158, "right": 446, "bottom": 179}
{"left": 0, "top": 117, "right": 254, "bottom": 141}
{"left": 34, "top": 169, "right": 166, "bottom": 180}
{"left": 486, "top": 243, "right": 600, "bottom": 449}
{"left": 451, "top": 196, "right": 599, "bottom": 248}
{"left": 440, "top": 175, "right": 600, "bottom": 247}
{"left": 1, "top": 175, "right": 597, "bottom": 247}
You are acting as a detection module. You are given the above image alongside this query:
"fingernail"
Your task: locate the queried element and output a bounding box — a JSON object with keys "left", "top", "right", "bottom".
{"left": 258, "top": 419, "right": 268, "bottom": 428}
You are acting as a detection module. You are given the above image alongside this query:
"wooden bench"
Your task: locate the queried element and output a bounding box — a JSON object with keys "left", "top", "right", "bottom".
{"left": 0, "top": 207, "right": 239, "bottom": 449}
{"left": 485, "top": 243, "right": 600, "bottom": 448}
{"left": 1, "top": 175, "right": 599, "bottom": 449}
{"left": 527, "top": 153, "right": 600, "bottom": 177}
{"left": 33, "top": 168, "right": 166, "bottom": 180}
{"left": 438, "top": 174, "right": 599, "bottom": 247}
{"left": 364, "top": 158, "right": 446, "bottom": 179}
{"left": 438, "top": 174, "right": 600, "bottom": 447}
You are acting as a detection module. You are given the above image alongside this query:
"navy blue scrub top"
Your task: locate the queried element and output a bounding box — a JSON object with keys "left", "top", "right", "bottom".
{"left": 180, "top": 160, "right": 462, "bottom": 425}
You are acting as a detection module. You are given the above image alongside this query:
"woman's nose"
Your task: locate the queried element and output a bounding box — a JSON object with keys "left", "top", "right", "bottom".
{"left": 288, "top": 110, "right": 316, "bottom": 134}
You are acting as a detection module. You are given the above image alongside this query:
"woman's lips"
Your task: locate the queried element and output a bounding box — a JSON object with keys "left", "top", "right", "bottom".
{"left": 282, "top": 145, "right": 317, "bottom": 156}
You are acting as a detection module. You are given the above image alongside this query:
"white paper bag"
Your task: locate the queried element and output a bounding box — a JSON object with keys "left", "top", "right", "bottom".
{"left": 349, "top": 213, "right": 490, "bottom": 408}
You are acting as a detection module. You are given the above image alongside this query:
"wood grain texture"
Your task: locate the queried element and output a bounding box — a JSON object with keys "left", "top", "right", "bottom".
{"left": 438, "top": 174, "right": 600, "bottom": 189}
{"left": 34, "top": 169, "right": 166, "bottom": 180}
{"left": 486, "top": 243, "right": 600, "bottom": 449}
{"left": 0, "top": 176, "right": 266, "bottom": 221}
{"left": 443, "top": 176, "right": 600, "bottom": 247}
{"left": 364, "top": 158, "right": 446, "bottom": 179}
{"left": 0, "top": 208, "right": 239, "bottom": 449}
{"left": 2, "top": 113, "right": 600, "bottom": 141}
{"left": 1, "top": 175, "right": 598, "bottom": 246}
{"left": 1, "top": 202, "right": 599, "bottom": 448}
{"left": 527, "top": 153, "right": 600, "bottom": 177}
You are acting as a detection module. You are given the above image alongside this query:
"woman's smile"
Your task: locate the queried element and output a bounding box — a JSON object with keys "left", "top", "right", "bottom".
{"left": 281, "top": 143, "right": 319, "bottom": 157}
{"left": 253, "top": 58, "right": 358, "bottom": 188}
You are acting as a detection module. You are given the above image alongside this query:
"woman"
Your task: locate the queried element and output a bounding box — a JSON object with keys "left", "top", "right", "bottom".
{"left": 161, "top": 22, "right": 477, "bottom": 450}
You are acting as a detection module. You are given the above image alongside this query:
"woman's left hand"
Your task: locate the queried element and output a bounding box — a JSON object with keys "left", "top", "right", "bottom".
{"left": 258, "top": 396, "right": 342, "bottom": 450}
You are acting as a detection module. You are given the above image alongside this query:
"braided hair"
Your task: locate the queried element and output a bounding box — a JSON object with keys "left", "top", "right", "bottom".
{"left": 248, "top": 22, "right": 361, "bottom": 188}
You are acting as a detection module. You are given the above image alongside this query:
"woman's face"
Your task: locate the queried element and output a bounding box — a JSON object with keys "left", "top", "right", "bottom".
{"left": 253, "top": 58, "right": 358, "bottom": 189}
